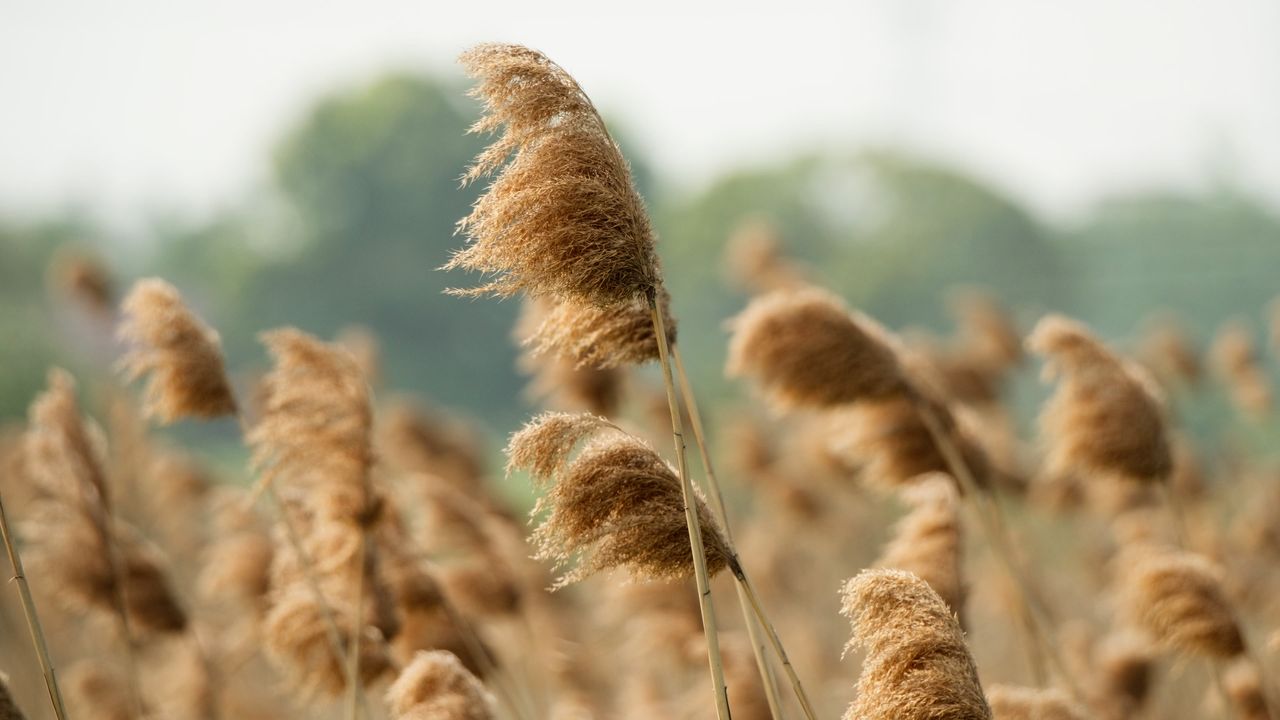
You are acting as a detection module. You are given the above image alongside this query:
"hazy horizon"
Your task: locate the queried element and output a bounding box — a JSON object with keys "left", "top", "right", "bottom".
{"left": 4, "top": 0, "right": 1279, "bottom": 233}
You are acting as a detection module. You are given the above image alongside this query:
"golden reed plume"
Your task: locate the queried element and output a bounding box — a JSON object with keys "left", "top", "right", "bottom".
{"left": 446, "top": 43, "right": 660, "bottom": 306}
{"left": 386, "top": 651, "right": 495, "bottom": 720}
{"left": 507, "top": 412, "right": 731, "bottom": 585}
{"left": 726, "top": 287, "right": 905, "bottom": 411}
{"left": 723, "top": 217, "right": 808, "bottom": 294}
{"left": 1209, "top": 319, "right": 1273, "bottom": 420}
{"left": 117, "top": 278, "right": 237, "bottom": 422}
{"left": 875, "top": 475, "right": 966, "bottom": 618}
{"left": 1027, "top": 314, "right": 1172, "bottom": 485}
{"left": 840, "top": 569, "right": 991, "bottom": 720}
{"left": 1118, "top": 546, "right": 1244, "bottom": 659}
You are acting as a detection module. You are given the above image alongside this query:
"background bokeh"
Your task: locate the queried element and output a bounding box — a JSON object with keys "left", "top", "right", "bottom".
{"left": 3, "top": 1, "right": 1279, "bottom": 460}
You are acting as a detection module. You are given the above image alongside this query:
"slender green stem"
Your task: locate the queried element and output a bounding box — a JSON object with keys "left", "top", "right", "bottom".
{"left": 0, "top": 490, "right": 69, "bottom": 720}
{"left": 648, "top": 290, "right": 732, "bottom": 720}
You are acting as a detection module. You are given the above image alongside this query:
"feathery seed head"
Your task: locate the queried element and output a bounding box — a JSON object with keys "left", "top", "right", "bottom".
{"left": 1028, "top": 314, "right": 1173, "bottom": 484}
{"left": 386, "top": 651, "right": 495, "bottom": 720}
{"left": 447, "top": 43, "right": 660, "bottom": 306}
{"left": 985, "top": 685, "right": 1088, "bottom": 720}
{"left": 1118, "top": 547, "right": 1244, "bottom": 659}
{"left": 727, "top": 287, "right": 905, "bottom": 411}
{"left": 117, "top": 278, "right": 237, "bottom": 422}
{"left": 840, "top": 569, "right": 991, "bottom": 720}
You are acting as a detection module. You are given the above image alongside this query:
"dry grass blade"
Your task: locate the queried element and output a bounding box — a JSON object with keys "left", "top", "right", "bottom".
{"left": 117, "top": 278, "right": 238, "bottom": 422}
{"left": 386, "top": 651, "right": 495, "bottom": 720}
{"left": 446, "top": 43, "right": 659, "bottom": 306}
{"left": 840, "top": 569, "right": 991, "bottom": 720}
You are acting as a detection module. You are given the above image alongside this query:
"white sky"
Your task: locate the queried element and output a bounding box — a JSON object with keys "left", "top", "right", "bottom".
{"left": 2, "top": 0, "right": 1279, "bottom": 231}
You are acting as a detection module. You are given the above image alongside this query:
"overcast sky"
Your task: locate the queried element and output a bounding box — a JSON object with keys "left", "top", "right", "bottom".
{"left": 3, "top": 0, "right": 1278, "bottom": 230}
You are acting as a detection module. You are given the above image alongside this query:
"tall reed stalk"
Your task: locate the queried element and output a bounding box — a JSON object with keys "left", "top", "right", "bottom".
{"left": 675, "top": 345, "right": 814, "bottom": 720}
{"left": 0, "top": 491, "right": 68, "bottom": 720}
{"left": 648, "top": 290, "right": 733, "bottom": 720}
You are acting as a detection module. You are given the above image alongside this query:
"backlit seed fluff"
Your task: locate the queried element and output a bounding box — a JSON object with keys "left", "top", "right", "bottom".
{"left": 840, "top": 569, "right": 991, "bottom": 720}
{"left": 507, "top": 412, "right": 731, "bottom": 585}
{"left": 386, "top": 651, "right": 495, "bottom": 720}
{"left": 518, "top": 291, "right": 675, "bottom": 370}
{"left": 727, "top": 287, "right": 905, "bottom": 411}
{"left": 1027, "top": 314, "right": 1172, "bottom": 484}
{"left": 1118, "top": 547, "right": 1244, "bottom": 659}
{"left": 985, "top": 685, "right": 1088, "bottom": 720}
{"left": 446, "top": 43, "right": 660, "bottom": 306}
{"left": 117, "top": 278, "right": 238, "bottom": 422}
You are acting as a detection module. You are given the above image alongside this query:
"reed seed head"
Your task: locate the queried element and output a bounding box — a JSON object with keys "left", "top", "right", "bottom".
{"left": 386, "top": 651, "right": 495, "bottom": 720}
{"left": 518, "top": 290, "right": 675, "bottom": 370}
{"left": 875, "top": 475, "right": 966, "bottom": 617}
{"left": 1118, "top": 546, "right": 1244, "bottom": 659}
{"left": 447, "top": 43, "right": 660, "bottom": 306}
{"left": 727, "top": 287, "right": 905, "bottom": 411}
{"left": 508, "top": 412, "right": 730, "bottom": 585}
{"left": 117, "top": 278, "right": 237, "bottom": 422}
{"left": 1028, "top": 314, "right": 1173, "bottom": 484}
{"left": 840, "top": 568, "right": 991, "bottom": 720}
{"left": 0, "top": 673, "right": 25, "bottom": 720}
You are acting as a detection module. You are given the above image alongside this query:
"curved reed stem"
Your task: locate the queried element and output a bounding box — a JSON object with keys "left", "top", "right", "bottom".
{"left": 648, "top": 289, "right": 732, "bottom": 720}
{"left": 0, "top": 491, "right": 69, "bottom": 720}
{"left": 728, "top": 558, "right": 819, "bottom": 720}
{"left": 674, "top": 345, "right": 796, "bottom": 720}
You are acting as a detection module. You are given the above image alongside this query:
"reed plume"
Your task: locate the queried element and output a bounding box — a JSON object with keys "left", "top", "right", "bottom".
{"left": 723, "top": 217, "right": 808, "bottom": 294}
{"left": 378, "top": 398, "right": 488, "bottom": 498}
{"left": 1137, "top": 314, "right": 1202, "bottom": 387}
{"left": 1210, "top": 320, "right": 1272, "bottom": 419}
{"left": 515, "top": 297, "right": 624, "bottom": 416}
{"left": 1090, "top": 632, "right": 1153, "bottom": 720}
{"left": 1118, "top": 546, "right": 1244, "bottom": 659}
{"left": 508, "top": 412, "right": 731, "bottom": 585}
{"left": 517, "top": 291, "right": 676, "bottom": 371}
{"left": 726, "top": 287, "right": 904, "bottom": 411}
{"left": 116, "top": 278, "right": 237, "bottom": 422}
{"left": 0, "top": 674, "right": 25, "bottom": 720}
{"left": 1027, "top": 314, "right": 1172, "bottom": 484}
{"left": 49, "top": 248, "right": 114, "bottom": 316}
{"left": 386, "top": 651, "right": 495, "bottom": 720}
{"left": 64, "top": 661, "right": 134, "bottom": 720}
{"left": 875, "top": 475, "right": 966, "bottom": 617}
{"left": 840, "top": 569, "right": 991, "bottom": 720}
{"left": 23, "top": 369, "right": 187, "bottom": 636}
{"left": 447, "top": 43, "right": 660, "bottom": 306}
{"left": 985, "top": 685, "right": 1087, "bottom": 720}
{"left": 1223, "top": 657, "right": 1271, "bottom": 720}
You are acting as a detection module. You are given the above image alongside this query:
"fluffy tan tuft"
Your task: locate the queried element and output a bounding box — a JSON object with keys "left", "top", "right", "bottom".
{"left": 875, "top": 475, "right": 966, "bottom": 617}
{"left": 1209, "top": 320, "right": 1272, "bottom": 419}
{"left": 518, "top": 290, "right": 675, "bottom": 370}
{"left": 0, "top": 673, "right": 25, "bottom": 720}
{"left": 386, "top": 651, "right": 495, "bottom": 720}
{"left": 723, "top": 217, "right": 808, "bottom": 294}
{"left": 508, "top": 412, "right": 730, "bottom": 585}
{"left": 1118, "top": 546, "right": 1244, "bottom": 659}
{"left": 116, "top": 278, "right": 238, "bottom": 422}
{"left": 840, "top": 568, "right": 991, "bottom": 720}
{"left": 446, "top": 43, "right": 660, "bottom": 306}
{"left": 726, "top": 287, "right": 905, "bottom": 411}
{"left": 1028, "top": 314, "right": 1173, "bottom": 484}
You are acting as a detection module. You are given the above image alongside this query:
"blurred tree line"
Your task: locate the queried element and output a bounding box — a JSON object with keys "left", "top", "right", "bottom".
{"left": 3, "top": 69, "right": 1279, "bottom": 449}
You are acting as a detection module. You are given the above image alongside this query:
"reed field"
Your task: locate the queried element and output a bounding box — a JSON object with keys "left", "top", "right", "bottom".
{"left": 3, "top": 42, "right": 1280, "bottom": 720}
